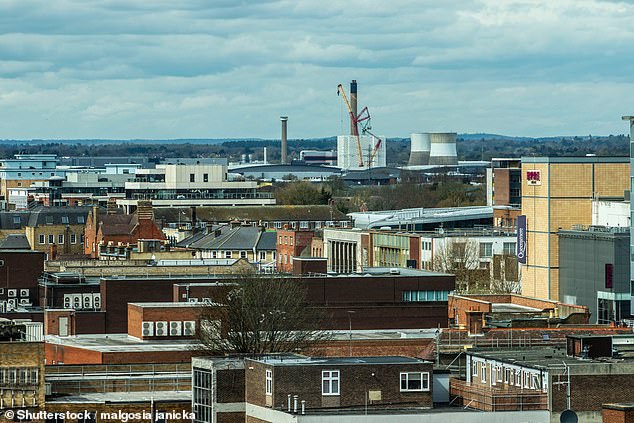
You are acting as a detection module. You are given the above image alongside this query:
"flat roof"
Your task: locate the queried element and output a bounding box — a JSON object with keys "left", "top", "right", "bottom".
{"left": 128, "top": 302, "right": 206, "bottom": 308}
{"left": 46, "top": 390, "right": 191, "bottom": 404}
{"left": 491, "top": 303, "right": 541, "bottom": 313}
{"left": 521, "top": 156, "right": 628, "bottom": 164}
{"left": 249, "top": 355, "right": 430, "bottom": 367}
{"left": 45, "top": 334, "right": 200, "bottom": 353}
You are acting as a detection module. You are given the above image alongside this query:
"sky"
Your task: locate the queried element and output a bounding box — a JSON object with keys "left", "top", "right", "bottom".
{"left": 2, "top": 0, "right": 634, "bottom": 140}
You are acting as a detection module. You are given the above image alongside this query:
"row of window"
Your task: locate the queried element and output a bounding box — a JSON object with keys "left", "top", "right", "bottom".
{"left": 402, "top": 290, "right": 450, "bottom": 302}
{"left": 0, "top": 367, "right": 39, "bottom": 386}
{"left": 39, "top": 234, "right": 83, "bottom": 245}
{"left": 279, "top": 235, "right": 294, "bottom": 246}
{"left": 471, "top": 359, "right": 546, "bottom": 392}
{"left": 263, "top": 370, "right": 430, "bottom": 396}
{"left": 206, "top": 250, "right": 275, "bottom": 260}
{"left": 189, "top": 173, "right": 210, "bottom": 183}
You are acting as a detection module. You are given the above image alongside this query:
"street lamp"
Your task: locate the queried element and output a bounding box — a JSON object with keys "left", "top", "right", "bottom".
{"left": 347, "top": 311, "right": 356, "bottom": 357}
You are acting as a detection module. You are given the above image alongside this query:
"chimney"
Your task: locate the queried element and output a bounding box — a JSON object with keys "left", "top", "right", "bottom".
{"left": 280, "top": 116, "right": 288, "bottom": 165}
{"left": 350, "top": 80, "right": 357, "bottom": 135}
{"left": 137, "top": 200, "right": 154, "bottom": 221}
{"left": 190, "top": 206, "right": 197, "bottom": 230}
{"left": 92, "top": 204, "right": 99, "bottom": 224}
{"left": 107, "top": 197, "right": 118, "bottom": 215}
{"left": 263, "top": 147, "right": 267, "bottom": 165}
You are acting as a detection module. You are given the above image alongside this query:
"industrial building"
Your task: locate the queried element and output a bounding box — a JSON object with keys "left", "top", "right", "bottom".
{"left": 348, "top": 206, "right": 493, "bottom": 230}
{"left": 336, "top": 135, "right": 386, "bottom": 170}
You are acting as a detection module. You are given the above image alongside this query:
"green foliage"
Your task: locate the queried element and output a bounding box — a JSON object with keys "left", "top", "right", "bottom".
{"left": 275, "top": 181, "right": 331, "bottom": 205}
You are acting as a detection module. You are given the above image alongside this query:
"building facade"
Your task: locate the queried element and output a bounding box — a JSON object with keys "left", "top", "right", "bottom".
{"left": 276, "top": 229, "right": 314, "bottom": 273}
{"left": 521, "top": 156, "right": 630, "bottom": 301}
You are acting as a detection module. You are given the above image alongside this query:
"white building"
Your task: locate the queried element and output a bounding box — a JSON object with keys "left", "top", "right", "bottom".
{"left": 337, "top": 135, "right": 386, "bottom": 170}
{"left": 592, "top": 200, "right": 630, "bottom": 228}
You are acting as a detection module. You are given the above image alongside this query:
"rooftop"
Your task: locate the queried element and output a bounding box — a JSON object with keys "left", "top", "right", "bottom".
{"left": 248, "top": 355, "right": 430, "bottom": 367}
{"left": 45, "top": 334, "right": 200, "bottom": 352}
{"left": 46, "top": 390, "right": 191, "bottom": 404}
{"left": 521, "top": 156, "right": 629, "bottom": 164}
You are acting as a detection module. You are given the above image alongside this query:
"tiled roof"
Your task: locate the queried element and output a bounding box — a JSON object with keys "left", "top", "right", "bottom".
{"left": 255, "top": 231, "right": 277, "bottom": 251}
{"left": 0, "top": 234, "right": 31, "bottom": 250}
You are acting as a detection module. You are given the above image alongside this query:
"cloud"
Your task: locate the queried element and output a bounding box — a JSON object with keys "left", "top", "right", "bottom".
{"left": 0, "top": 0, "right": 633, "bottom": 138}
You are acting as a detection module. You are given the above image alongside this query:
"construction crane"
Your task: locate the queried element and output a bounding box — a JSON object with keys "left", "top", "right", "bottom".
{"left": 337, "top": 83, "right": 368, "bottom": 168}
{"left": 362, "top": 127, "right": 383, "bottom": 167}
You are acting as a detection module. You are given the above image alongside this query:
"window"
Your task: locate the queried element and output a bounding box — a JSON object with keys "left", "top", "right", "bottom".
{"left": 240, "top": 251, "right": 247, "bottom": 259}
{"left": 203, "top": 173, "right": 209, "bottom": 183}
{"left": 70, "top": 234, "right": 77, "bottom": 244}
{"left": 322, "top": 370, "right": 339, "bottom": 395}
{"left": 211, "top": 251, "right": 217, "bottom": 259}
{"left": 58, "top": 234, "right": 64, "bottom": 244}
{"left": 225, "top": 251, "right": 232, "bottom": 258}
{"left": 265, "top": 369, "right": 273, "bottom": 395}
{"left": 279, "top": 236, "right": 283, "bottom": 244}
{"left": 39, "top": 234, "right": 45, "bottom": 244}
{"left": 48, "top": 234, "right": 54, "bottom": 244}
{"left": 46, "top": 215, "right": 54, "bottom": 225}
{"left": 479, "top": 242, "right": 493, "bottom": 257}
{"left": 12, "top": 216, "right": 20, "bottom": 225}
{"left": 190, "top": 174, "right": 195, "bottom": 182}
{"left": 400, "top": 372, "right": 429, "bottom": 392}
{"left": 77, "top": 216, "right": 85, "bottom": 224}
{"left": 80, "top": 234, "right": 84, "bottom": 243}
{"left": 61, "top": 216, "right": 69, "bottom": 224}
{"left": 503, "top": 242, "right": 516, "bottom": 255}
{"left": 259, "top": 251, "right": 266, "bottom": 260}
{"left": 290, "top": 237, "right": 293, "bottom": 246}
{"left": 284, "top": 236, "right": 288, "bottom": 245}
{"left": 481, "top": 363, "right": 487, "bottom": 383}
{"left": 272, "top": 251, "right": 276, "bottom": 260}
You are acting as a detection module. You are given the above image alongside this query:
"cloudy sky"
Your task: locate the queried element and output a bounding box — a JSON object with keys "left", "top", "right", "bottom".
{"left": 2, "top": 0, "right": 634, "bottom": 139}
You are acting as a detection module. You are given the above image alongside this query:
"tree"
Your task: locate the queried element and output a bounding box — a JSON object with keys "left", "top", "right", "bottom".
{"left": 275, "top": 181, "right": 331, "bottom": 205}
{"left": 432, "top": 238, "right": 489, "bottom": 292}
{"left": 197, "top": 273, "right": 330, "bottom": 355}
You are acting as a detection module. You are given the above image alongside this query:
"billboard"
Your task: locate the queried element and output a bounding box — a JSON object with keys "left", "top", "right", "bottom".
{"left": 526, "top": 170, "right": 541, "bottom": 185}
{"left": 517, "top": 215, "right": 527, "bottom": 264}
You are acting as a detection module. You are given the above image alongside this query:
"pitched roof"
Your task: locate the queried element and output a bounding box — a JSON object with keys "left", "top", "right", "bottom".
{"left": 98, "top": 214, "right": 138, "bottom": 236}
{"left": 177, "top": 225, "right": 226, "bottom": 248}
{"left": 155, "top": 205, "right": 346, "bottom": 223}
{"left": 0, "top": 234, "right": 31, "bottom": 250}
{"left": 197, "top": 225, "right": 260, "bottom": 251}
{"left": 26, "top": 206, "right": 91, "bottom": 227}
{"left": 255, "top": 231, "right": 277, "bottom": 251}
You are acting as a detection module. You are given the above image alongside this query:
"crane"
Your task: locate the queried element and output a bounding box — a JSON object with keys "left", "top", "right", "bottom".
{"left": 337, "top": 83, "right": 368, "bottom": 168}
{"left": 362, "top": 127, "right": 383, "bottom": 167}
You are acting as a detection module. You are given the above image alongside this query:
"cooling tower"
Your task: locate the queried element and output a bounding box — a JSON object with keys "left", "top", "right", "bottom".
{"left": 428, "top": 132, "right": 458, "bottom": 165}
{"left": 408, "top": 133, "right": 431, "bottom": 166}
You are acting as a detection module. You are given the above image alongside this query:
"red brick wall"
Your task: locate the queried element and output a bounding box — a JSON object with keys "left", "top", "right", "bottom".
{"left": 276, "top": 229, "right": 314, "bottom": 272}
{"left": 552, "top": 375, "right": 634, "bottom": 412}
{"left": 448, "top": 295, "right": 492, "bottom": 327}
{"left": 308, "top": 338, "right": 435, "bottom": 360}
{"left": 45, "top": 310, "right": 75, "bottom": 336}
{"left": 128, "top": 304, "right": 202, "bottom": 339}
{"left": 603, "top": 407, "right": 634, "bottom": 423}
{"left": 0, "top": 251, "right": 45, "bottom": 305}
{"left": 45, "top": 343, "right": 103, "bottom": 365}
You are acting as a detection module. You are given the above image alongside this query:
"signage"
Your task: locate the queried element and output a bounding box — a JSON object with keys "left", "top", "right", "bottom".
{"left": 605, "top": 263, "right": 613, "bottom": 289}
{"left": 517, "top": 215, "right": 527, "bottom": 264}
{"left": 526, "top": 170, "right": 541, "bottom": 185}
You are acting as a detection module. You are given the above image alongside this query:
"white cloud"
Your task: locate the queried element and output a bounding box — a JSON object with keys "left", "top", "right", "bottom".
{"left": 0, "top": 0, "right": 632, "bottom": 138}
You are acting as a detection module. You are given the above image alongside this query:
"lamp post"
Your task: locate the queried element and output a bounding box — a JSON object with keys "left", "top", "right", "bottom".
{"left": 347, "top": 311, "right": 356, "bottom": 357}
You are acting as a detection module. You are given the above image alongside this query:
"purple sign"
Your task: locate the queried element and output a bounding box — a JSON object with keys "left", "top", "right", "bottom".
{"left": 517, "top": 215, "right": 527, "bottom": 264}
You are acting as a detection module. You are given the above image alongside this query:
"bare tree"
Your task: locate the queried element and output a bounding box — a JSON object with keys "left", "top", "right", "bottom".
{"left": 197, "top": 273, "right": 330, "bottom": 355}
{"left": 432, "top": 238, "right": 489, "bottom": 292}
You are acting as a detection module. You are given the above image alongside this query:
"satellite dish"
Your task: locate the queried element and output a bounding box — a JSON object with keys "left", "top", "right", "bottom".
{"left": 560, "top": 409, "right": 578, "bottom": 423}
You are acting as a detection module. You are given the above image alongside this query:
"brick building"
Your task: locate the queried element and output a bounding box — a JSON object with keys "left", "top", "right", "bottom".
{"left": 24, "top": 206, "right": 90, "bottom": 257}
{"left": 276, "top": 228, "right": 314, "bottom": 272}
{"left": 192, "top": 355, "right": 432, "bottom": 423}
{"left": 0, "top": 250, "right": 45, "bottom": 311}
{"left": 521, "top": 156, "right": 630, "bottom": 301}
{"left": 0, "top": 322, "right": 46, "bottom": 415}
{"left": 84, "top": 201, "right": 165, "bottom": 258}
{"left": 452, "top": 334, "right": 634, "bottom": 422}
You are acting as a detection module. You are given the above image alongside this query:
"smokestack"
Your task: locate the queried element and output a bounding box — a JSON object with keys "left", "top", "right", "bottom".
{"left": 350, "top": 80, "right": 357, "bottom": 135}
{"left": 280, "top": 116, "right": 288, "bottom": 165}
{"left": 263, "top": 147, "right": 267, "bottom": 165}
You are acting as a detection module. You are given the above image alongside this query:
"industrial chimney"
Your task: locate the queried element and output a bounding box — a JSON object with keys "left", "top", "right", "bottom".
{"left": 408, "top": 133, "right": 431, "bottom": 166}
{"left": 428, "top": 132, "right": 458, "bottom": 165}
{"left": 350, "top": 80, "right": 357, "bottom": 135}
{"left": 280, "top": 116, "right": 288, "bottom": 165}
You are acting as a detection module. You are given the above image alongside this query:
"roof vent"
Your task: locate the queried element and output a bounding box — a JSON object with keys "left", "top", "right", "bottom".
{"left": 389, "top": 268, "right": 400, "bottom": 275}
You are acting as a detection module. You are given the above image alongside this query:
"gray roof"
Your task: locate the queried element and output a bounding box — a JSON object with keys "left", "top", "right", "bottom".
{"left": 27, "top": 206, "right": 90, "bottom": 227}
{"left": 0, "top": 234, "right": 31, "bottom": 250}
{"left": 255, "top": 231, "right": 277, "bottom": 251}
{"left": 249, "top": 355, "right": 429, "bottom": 367}
{"left": 0, "top": 211, "right": 31, "bottom": 229}
{"left": 199, "top": 225, "right": 261, "bottom": 251}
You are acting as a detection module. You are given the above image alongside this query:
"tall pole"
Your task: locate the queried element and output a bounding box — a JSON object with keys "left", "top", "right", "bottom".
{"left": 280, "top": 116, "right": 288, "bottom": 165}
{"left": 347, "top": 310, "right": 355, "bottom": 357}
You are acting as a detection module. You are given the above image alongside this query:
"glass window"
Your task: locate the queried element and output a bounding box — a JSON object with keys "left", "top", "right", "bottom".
{"left": 400, "top": 372, "right": 429, "bottom": 392}
{"left": 61, "top": 216, "right": 69, "bottom": 224}
{"left": 259, "top": 251, "right": 266, "bottom": 260}
{"left": 58, "top": 234, "right": 64, "bottom": 244}
{"left": 503, "top": 242, "right": 516, "bottom": 255}
{"left": 77, "top": 216, "right": 85, "bottom": 224}
{"left": 70, "top": 234, "right": 77, "bottom": 244}
{"left": 190, "top": 174, "right": 195, "bottom": 183}
{"left": 479, "top": 242, "right": 493, "bottom": 257}
{"left": 266, "top": 369, "right": 273, "bottom": 395}
{"left": 240, "top": 251, "right": 247, "bottom": 259}
{"left": 39, "top": 234, "right": 45, "bottom": 244}
{"left": 322, "top": 370, "right": 340, "bottom": 396}
{"left": 225, "top": 251, "right": 232, "bottom": 258}
{"left": 46, "top": 216, "right": 54, "bottom": 224}
{"left": 48, "top": 234, "right": 54, "bottom": 244}
{"left": 12, "top": 216, "right": 20, "bottom": 225}
{"left": 203, "top": 173, "right": 209, "bottom": 183}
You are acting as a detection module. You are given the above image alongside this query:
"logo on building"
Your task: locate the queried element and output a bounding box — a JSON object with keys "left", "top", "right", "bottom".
{"left": 516, "top": 215, "right": 527, "bottom": 264}
{"left": 526, "top": 170, "right": 541, "bottom": 186}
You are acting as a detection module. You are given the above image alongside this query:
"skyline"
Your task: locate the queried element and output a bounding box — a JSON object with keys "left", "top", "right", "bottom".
{"left": 2, "top": 0, "right": 634, "bottom": 139}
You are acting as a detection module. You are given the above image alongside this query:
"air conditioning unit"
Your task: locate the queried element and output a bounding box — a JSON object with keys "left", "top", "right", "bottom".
{"left": 155, "top": 321, "right": 168, "bottom": 336}
{"left": 72, "top": 294, "right": 82, "bottom": 309}
{"left": 93, "top": 294, "right": 101, "bottom": 309}
{"left": 63, "top": 295, "right": 72, "bottom": 308}
{"left": 188, "top": 298, "right": 199, "bottom": 303}
{"left": 183, "top": 321, "right": 196, "bottom": 336}
{"left": 20, "top": 289, "right": 29, "bottom": 297}
{"left": 7, "top": 298, "right": 17, "bottom": 310}
{"left": 19, "top": 299, "right": 30, "bottom": 306}
{"left": 82, "top": 294, "right": 93, "bottom": 309}
{"left": 7, "top": 289, "right": 17, "bottom": 298}
{"left": 141, "top": 321, "right": 154, "bottom": 337}
{"left": 169, "top": 321, "right": 182, "bottom": 336}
